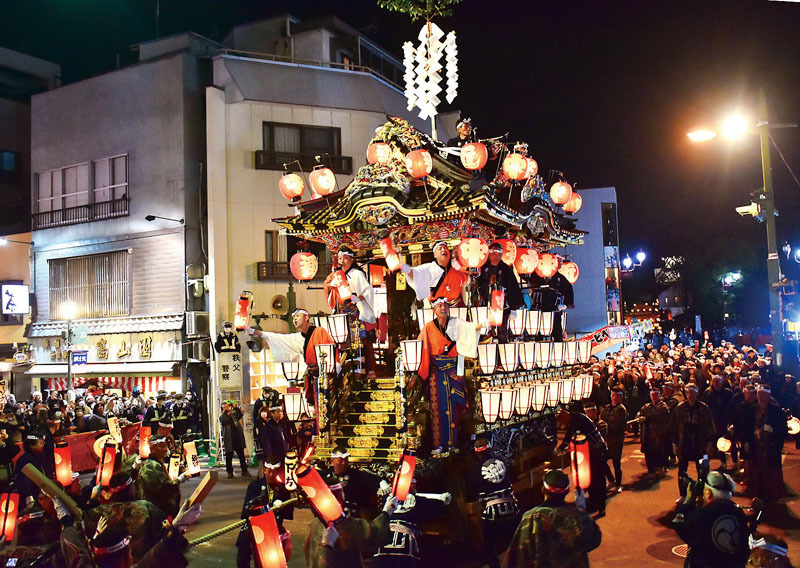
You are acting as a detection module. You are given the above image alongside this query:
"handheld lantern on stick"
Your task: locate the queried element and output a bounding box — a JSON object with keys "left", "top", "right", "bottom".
{"left": 0, "top": 493, "right": 19, "bottom": 541}
{"left": 391, "top": 449, "right": 417, "bottom": 501}
{"left": 234, "top": 292, "right": 253, "bottom": 331}
{"left": 379, "top": 237, "right": 402, "bottom": 272}
{"left": 107, "top": 416, "right": 123, "bottom": 444}
{"left": 489, "top": 290, "right": 504, "bottom": 327}
{"left": 184, "top": 441, "right": 201, "bottom": 476}
{"left": 569, "top": 433, "right": 591, "bottom": 490}
{"left": 96, "top": 442, "right": 117, "bottom": 487}
{"left": 168, "top": 452, "right": 181, "bottom": 481}
{"left": 250, "top": 509, "right": 287, "bottom": 568}
{"left": 139, "top": 426, "right": 151, "bottom": 458}
{"left": 54, "top": 440, "right": 73, "bottom": 487}
{"left": 295, "top": 465, "right": 343, "bottom": 524}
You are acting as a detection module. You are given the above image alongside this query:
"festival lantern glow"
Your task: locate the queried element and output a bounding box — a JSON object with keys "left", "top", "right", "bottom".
{"left": 535, "top": 253, "right": 560, "bottom": 278}
{"left": 502, "top": 153, "right": 528, "bottom": 180}
{"left": 0, "top": 493, "right": 19, "bottom": 541}
{"left": 326, "top": 314, "right": 350, "bottom": 344}
{"left": 96, "top": 442, "right": 117, "bottom": 487}
{"left": 456, "top": 238, "right": 489, "bottom": 271}
{"left": 107, "top": 416, "right": 123, "bottom": 444}
{"left": 139, "top": 426, "right": 151, "bottom": 458}
{"left": 469, "top": 306, "right": 489, "bottom": 325}
{"left": 550, "top": 181, "right": 573, "bottom": 205}
{"left": 563, "top": 192, "right": 582, "bottom": 213}
{"left": 551, "top": 342, "right": 566, "bottom": 367}
{"left": 479, "top": 389, "right": 502, "bottom": 423}
{"left": 498, "top": 343, "right": 519, "bottom": 372}
{"left": 526, "top": 310, "right": 541, "bottom": 335}
{"left": 400, "top": 340, "right": 424, "bottom": 373}
{"left": 184, "top": 441, "right": 201, "bottom": 476}
{"left": 493, "top": 239, "right": 517, "bottom": 266}
{"left": 577, "top": 341, "right": 591, "bottom": 364}
{"left": 314, "top": 344, "right": 336, "bottom": 374}
{"left": 417, "top": 307, "right": 435, "bottom": 332}
{"left": 716, "top": 437, "right": 732, "bottom": 453}
{"left": 532, "top": 382, "right": 549, "bottom": 411}
{"left": 329, "top": 270, "right": 352, "bottom": 302}
{"left": 281, "top": 361, "right": 300, "bottom": 383}
{"left": 559, "top": 262, "right": 580, "bottom": 284}
{"left": 498, "top": 389, "right": 517, "bottom": 419}
{"left": 559, "top": 378, "right": 574, "bottom": 404}
{"left": 250, "top": 510, "right": 287, "bottom": 568}
{"left": 234, "top": 294, "right": 252, "bottom": 331}
{"left": 309, "top": 166, "right": 336, "bottom": 196}
{"left": 508, "top": 309, "right": 526, "bottom": 336}
{"left": 489, "top": 290, "right": 505, "bottom": 327}
{"left": 460, "top": 142, "right": 488, "bottom": 170}
{"left": 168, "top": 452, "right": 181, "bottom": 481}
{"left": 788, "top": 416, "right": 800, "bottom": 435}
{"left": 564, "top": 342, "right": 579, "bottom": 365}
{"left": 514, "top": 248, "right": 539, "bottom": 275}
{"left": 569, "top": 434, "right": 591, "bottom": 489}
{"left": 296, "top": 465, "right": 344, "bottom": 524}
{"left": 405, "top": 149, "right": 433, "bottom": 178}
{"left": 580, "top": 375, "right": 595, "bottom": 399}
{"left": 525, "top": 158, "right": 539, "bottom": 178}
{"left": 369, "top": 264, "right": 385, "bottom": 286}
{"left": 367, "top": 142, "right": 391, "bottom": 164}
{"left": 391, "top": 449, "right": 417, "bottom": 501}
{"left": 379, "top": 237, "right": 402, "bottom": 272}
{"left": 571, "top": 376, "right": 583, "bottom": 401}
{"left": 477, "top": 343, "right": 498, "bottom": 375}
{"left": 290, "top": 252, "right": 319, "bottom": 282}
{"left": 545, "top": 381, "right": 561, "bottom": 407}
{"left": 284, "top": 392, "right": 304, "bottom": 421}
{"left": 54, "top": 441, "right": 73, "bottom": 487}
{"left": 539, "top": 312, "right": 555, "bottom": 336}
{"left": 535, "top": 342, "right": 553, "bottom": 368}
{"left": 278, "top": 172, "right": 305, "bottom": 202}
{"left": 515, "top": 385, "right": 533, "bottom": 415}
{"left": 519, "top": 342, "right": 537, "bottom": 370}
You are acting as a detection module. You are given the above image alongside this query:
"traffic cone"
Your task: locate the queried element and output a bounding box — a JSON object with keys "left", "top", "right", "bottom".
{"left": 208, "top": 439, "right": 218, "bottom": 467}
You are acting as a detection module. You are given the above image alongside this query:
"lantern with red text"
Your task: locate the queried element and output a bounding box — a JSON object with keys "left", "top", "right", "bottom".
{"left": 309, "top": 166, "right": 336, "bottom": 196}
{"left": 278, "top": 172, "right": 304, "bottom": 202}
{"left": 550, "top": 181, "right": 573, "bottom": 205}
{"left": 296, "top": 465, "right": 343, "bottom": 524}
{"left": 379, "top": 238, "right": 402, "bottom": 272}
{"left": 290, "top": 252, "right": 318, "bottom": 282}
{"left": 391, "top": 449, "right": 417, "bottom": 501}
{"left": 139, "top": 426, "right": 151, "bottom": 458}
{"left": 456, "top": 238, "right": 489, "bottom": 272}
{"left": 0, "top": 493, "right": 19, "bottom": 541}
{"left": 559, "top": 261, "right": 579, "bottom": 284}
{"left": 502, "top": 153, "right": 528, "bottom": 180}
{"left": 563, "top": 191, "right": 582, "bottom": 213}
{"left": 489, "top": 290, "right": 505, "bottom": 327}
{"left": 492, "top": 239, "right": 517, "bottom": 266}
{"left": 250, "top": 509, "right": 287, "bottom": 568}
{"left": 569, "top": 434, "right": 591, "bottom": 489}
{"left": 367, "top": 142, "right": 391, "bottom": 165}
{"left": 96, "top": 442, "right": 117, "bottom": 487}
{"left": 514, "top": 248, "right": 539, "bottom": 275}
{"left": 54, "top": 441, "right": 73, "bottom": 487}
{"left": 184, "top": 441, "right": 201, "bottom": 476}
{"left": 405, "top": 149, "right": 432, "bottom": 178}
{"left": 535, "top": 253, "right": 559, "bottom": 278}
{"left": 460, "top": 142, "right": 488, "bottom": 170}
{"left": 525, "top": 158, "right": 539, "bottom": 178}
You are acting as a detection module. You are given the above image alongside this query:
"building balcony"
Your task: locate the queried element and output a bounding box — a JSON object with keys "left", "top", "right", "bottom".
{"left": 32, "top": 197, "right": 129, "bottom": 230}
{"left": 255, "top": 151, "right": 352, "bottom": 175}
{"left": 257, "top": 261, "right": 333, "bottom": 282}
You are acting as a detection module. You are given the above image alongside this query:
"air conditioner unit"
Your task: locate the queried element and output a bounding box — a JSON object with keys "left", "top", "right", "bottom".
{"left": 186, "top": 311, "right": 209, "bottom": 338}
{"left": 191, "top": 340, "right": 211, "bottom": 363}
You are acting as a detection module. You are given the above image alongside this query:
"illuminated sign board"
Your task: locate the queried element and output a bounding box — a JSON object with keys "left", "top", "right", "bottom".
{"left": 1, "top": 284, "right": 29, "bottom": 315}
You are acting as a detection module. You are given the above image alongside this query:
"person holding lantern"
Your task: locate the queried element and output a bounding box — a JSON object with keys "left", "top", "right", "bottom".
{"left": 402, "top": 241, "right": 470, "bottom": 306}
{"left": 416, "top": 297, "right": 482, "bottom": 452}
{"left": 135, "top": 434, "right": 193, "bottom": 518}
{"left": 636, "top": 389, "right": 671, "bottom": 477}
{"left": 477, "top": 241, "right": 524, "bottom": 341}
{"left": 322, "top": 446, "right": 381, "bottom": 518}
{"left": 556, "top": 407, "right": 609, "bottom": 517}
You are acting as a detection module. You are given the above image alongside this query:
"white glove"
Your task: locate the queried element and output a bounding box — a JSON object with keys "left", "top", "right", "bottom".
{"left": 178, "top": 472, "right": 190, "bottom": 483}
{"left": 378, "top": 480, "right": 391, "bottom": 496}
{"left": 272, "top": 499, "right": 283, "bottom": 509}
{"left": 574, "top": 487, "right": 586, "bottom": 510}
{"left": 322, "top": 525, "right": 339, "bottom": 548}
{"left": 245, "top": 327, "right": 256, "bottom": 335}
{"left": 557, "top": 304, "right": 567, "bottom": 312}
{"left": 350, "top": 294, "right": 360, "bottom": 304}
{"left": 174, "top": 503, "right": 202, "bottom": 530}
{"left": 52, "top": 496, "right": 70, "bottom": 521}
{"left": 441, "top": 492, "right": 452, "bottom": 506}
{"left": 401, "top": 264, "right": 411, "bottom": 274}
{"left": 383, "top": 496, "right": 400, "bottom": 516}
{"left": 133, "top": 456, "right": 143, "bottom": 470}
{"left": 763, "top": 424, "right": 773, "bottom": 433}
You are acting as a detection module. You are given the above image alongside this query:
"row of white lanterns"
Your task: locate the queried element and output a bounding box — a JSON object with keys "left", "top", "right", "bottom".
{"left": 416, "top": 308, "right": 558, "bottom": 336}
{"left": 478, "top": 375, "right": 594, "bottom": 424}
{"left": 477, "top": 340, "right": 591, "bottom": 373}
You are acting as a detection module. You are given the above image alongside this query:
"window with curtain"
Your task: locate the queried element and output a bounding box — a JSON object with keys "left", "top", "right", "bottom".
{"left": 259, "top": 122, "right": 350, "bottom": 173}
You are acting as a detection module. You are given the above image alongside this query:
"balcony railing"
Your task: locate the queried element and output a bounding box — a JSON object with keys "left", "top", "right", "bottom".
{"left": 257, "top": 261, "right": 334, "bottom": 282}
{"left": 33, "top": 198, "right": 129, "bottom": 230}
{"left": 255, "top": 151, "right": 353, "bottom": 175}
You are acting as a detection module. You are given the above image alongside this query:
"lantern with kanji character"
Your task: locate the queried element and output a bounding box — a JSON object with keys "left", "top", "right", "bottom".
{"left": 184, "top": 441, "right": 201, "bottom": 476}
{"left": 489, "top": 290, "right": 505, "bottom": 327}
{"left": 296, "top": 465, "right": 343, "bottom": 524}
{"left": 477, "top": 343, "right": 497, "bottom": 375}
{"left": 479, "top": 389, "right": 501, "bottom": 423}
{"left": 309, "top": 166, "right": 336, "bottom": 196}
{"left": 498, "top": 343, "right": 518, "bottom": 372}
{"left": 168, "top": 452, "right": 181, "bottom": 481}
{"left": 369, "top": 264, "right": 385, "bottom": 286}
{"left": 569, "top": 433, "right": 591, "bottom": 489}
{"left": 405, "top": 149, "right": 432, "bottom": 178}
{"left": 367, "top": 142, "right": 391, "bottom": 164}
{"left": 279, "top": 172, "right": 304, "bottom": 202}
{"left": 55, "top": 440, "right": 72, "bottom": 487}
{"left": 460, "top": 142, "right": 488, "bottom": 170}
{"left": 456, "top": 238, "right": 489, "bottom": 271}
{"left": 564, "top": 191, "right": 582, "bottom": 213}
{"left": 391, "top": 449, "right": 417, "bottom": 501}
{"left": 515, "top": 385, "right": 533, "bottom": 415}
{"left": 0, "top": 493, "right": 19, "bottom": 541}
{"left": 502, "top": 153, "right": 528, "bottom": 180}
{"left": 379, "top": 237, "right": 402, "bottom": 272}
{"left": 250, "top": 509, "right": 287, "bottom": 568}
{"left": 107, "top": 416, "right": 123, "bottom": 444}
{"left": 329, "top": 270, "right": 352, "bottom": 302}
{"left": 559, "top": 261, "right": 579, "bottom": 284}
{"left": 96, "top": 442, "right": 117, "bottom": 487}
{"left": 550, "top": 181, "right": 573, "bottom": 205}
{"left": 514, "top": 248, "right": 538, "bottom": 275}
{"left": 525, "top": 158, "right": 539, "bottom": 178}
{"left": 139, "top": 426, "right": 151, "bottom": 458}
{"left": 498, "top": 389, "right": 516, "bottom": 419}
{"left": 400, "top": 340, "right": 423, "bottom": 373}
{"left": 290, "top": 252, "right": 319, "bottom": 282}
{"left": 535, "top": 253, "right": 559, "bottom": 278}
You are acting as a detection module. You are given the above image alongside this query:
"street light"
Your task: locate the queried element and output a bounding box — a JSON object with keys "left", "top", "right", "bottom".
{"left": 621, "top": 251, "right": 646, "bottom": 273}
{"left": 145, "top": 215, "right": 185, "bottom": 224}
{"left": 0, "top": 238, "right": 34, "bottom": 246}
{"left": 61, "top": 300, "right": 78, "bottom": 395}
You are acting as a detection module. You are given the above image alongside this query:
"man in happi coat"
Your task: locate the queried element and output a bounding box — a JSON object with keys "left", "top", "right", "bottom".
{"left": 402, "top": 241, "right": 469, "bottom": 306}
{"left": 416, "top": 297, "right": 481, "bottom": 451}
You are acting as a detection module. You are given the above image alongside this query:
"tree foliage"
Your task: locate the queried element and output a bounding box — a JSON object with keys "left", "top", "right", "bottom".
{"left": 376, "top": 0, "right": 462, "bottom": 20}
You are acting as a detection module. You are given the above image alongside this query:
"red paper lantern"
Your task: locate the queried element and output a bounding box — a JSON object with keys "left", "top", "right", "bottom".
{"left": 569, "top": 434, "right": 591, "bottom": 489}
{"left": 296, "top": 465, "right": 343, "bottom": 524}
{"left": 96, "top": 442, "right": 117, "bottom": 487}
{"left": 405, "top": 149, "right": 433, "bottom": 178}
{"left": 502, "top": 153, "right": 528, "bottom": 180}
{"left": 369, "top": 264, "right": 385, "bottom": 286}
{"left": 391, "top": 449, "right": 417, "bottom": 501}
{"left": 250, "top": 510, "right": 287, "bottom": 568}
{"left": 329, "top": 270, "right": 352, "bottom": 303}
{"left": 309, "top": 166, "right": 336, "bottom": 196}
{"left": 234, "top": 294, "right": 252, "bottom": 331}
{"left": 535, "top": 253, "right": 560, "bottom": 278}
{"left": 54, "top": 441, "right": 72, "bottom": 487}
{"left": 550, "top": 181, "right": 573, "bottom": 205}
{"left": 379, "top": 237, "right": 402, "bottom": 272}
{"left": 514, "top": 248, "right": 539, "bottom": 275}
{"left": 456, "top": 238, "right": 489, "bottom": 271}
{"left": 0, "top": 493, "right": 19, "bottom": 541}
{"left": 563, "top": 192, "right": 582, "bottom": 213}
{"left": 460, "top": 142, "right": 488, "bottom": 170}
{"left": 139, "top": 426, "right": 151, "bottom": 458}
{"left": 290, "top": 252, "right": 319, "bottom": 282}
{"left": 489, "top": 290, "right": 505, "bottom": 327}
{"left": 278, "top": 173, "right": 304, "bottom": 202}
{"left": 525, "top": 158, "right": 539, "bottom": 178}
{"left": 559, "top": 261, "right": 579, "bottom": 284}
{"left": 367, "top": 142, "right": 391, "bottom": 164}
{"left": 491, "top": 239, "right": 517, "bottom": 266}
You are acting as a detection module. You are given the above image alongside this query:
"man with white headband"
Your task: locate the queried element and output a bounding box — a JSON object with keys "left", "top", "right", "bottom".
{"left": 402, "top": 241, "right": 469, "bottom": 306}
{"left": 669, "top": 383, "right": 716, "bottom": 499}
{"left": 322, "top": 445, "right": 381, "bottom": 517}
{"left": 752, "top": 383, "right": 788, "bottom": 502}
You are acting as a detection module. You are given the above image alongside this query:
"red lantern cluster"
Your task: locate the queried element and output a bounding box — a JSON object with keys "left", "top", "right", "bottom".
{"left": 405, "top": 149, "right": 433, "bottom": 178}
{"left": 550, "top": 181, "right": 573, "bottom": 205}
{"left": 309, "top": 166, "right": 336, "bottom": 196}
{"left": 535, "top": 253, "right": 560, "bottom": 278}
{"left": 456, "top": 238, "right": 489, "bottom": 271}
{"left": 379, "top": 237, "right": 402, "bottom": 272}
{"left": 367, "top": 142, "right": 391, "bottom": 164}
{"left": 290, "top": 252, "right": 319, "bottom": 282}
{"left": 502, "top": 153, "right": 528, "bottom": 181}
{"left": 278, "top": 173, "right": 304, "bottom": 202}
{"left": 559, "top": 261, "right": 579, "bottom": 284}
{"left": 514, "top": 248, "right": 539, "bottom": 275}
{"left": 492, "top": 239, "right": 517, "bottom": 266}
{"left": 460, "top": 142, "right": 488, "bottom": 170}
{"left": 563, "top": 192, "right": 582, "bottom": 213}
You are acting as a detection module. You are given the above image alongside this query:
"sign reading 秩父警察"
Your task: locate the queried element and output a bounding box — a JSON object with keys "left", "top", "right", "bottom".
{"left": 216, "top": 351, "right": 243, "bottom": 391}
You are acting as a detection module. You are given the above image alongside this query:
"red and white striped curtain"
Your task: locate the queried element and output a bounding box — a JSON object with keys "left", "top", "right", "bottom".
{"left": 47, "top": 376, "right": 170, "bottom": 392}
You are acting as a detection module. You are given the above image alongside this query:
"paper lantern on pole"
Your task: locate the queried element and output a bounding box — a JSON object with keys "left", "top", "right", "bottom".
{"left": 0, "top": 493, "right": 19, "bottom": 541}
{"left": 296, "top": 465, "right": 344, "bottom": 524}
{"left": 535, "top": 253, "right": 559, "bottom": 278}
{"left": 168, "top": 452, "right": 181, "bottom": 481}
{"left": 250, "top": 509, "right": 287, "bottom": 568}
{"left": 479, "top": 389, "right": 502, "bottom": 423}
{"left": 508, "top": 309, "right": 526, "bottom": 336}
{"left": 502, "top": 153, "right": 528, "bottom": 180}
{"left": 379, "top": 237, "right": 402, "bottom": 272}
{"left": 290, "top": 252, "right": 319, "bottom": 282}
{"left": 498, "top": 389, "right": 517, "bottom": 420}
{"left": 391, "top": 449, "right": 417, "bottom": 501}
{"left": 559, "top": 262, "right": 579, "bottom": 284}
{"left": 489, "top": 290, "right": 505, "bottom": 327}
{"left": 532, "top": 382, "right": 549, "bottom": 411}
{"left": 367, "top": 142, "right": 391, "bottom": 164}
{"left": 405, "top": 149, "right": 433, "bottom": 178}
{"left": 514, "top": 248, "right": 539, "bottom": 275}
{"left": 278, "top": 172, "right": 304, "bottom": 202}
{"left": 54, "top": 441, "right": 73, "bottom": 487}
{"left": 477, "top": 343, "right": 497, "bottom": 375}
{"left": 139, "top": 426, "right": 151, "bottom": 458}
{"left": 525, "top": 158, "right": 539, "bottom": 178}
{"left": 569, "top": 434, "right": 591, "bottom": 489}
{"left": 96, "top": 442, "right": 117, "bottom": 487}
{"left": 281, "top": 361, "right": 300, "bottom": 383}
{"left": 314, "top": 344, "right": 336, "bottom": 375}
{"left": 326, "top": 314, "right": 349, "bottom": 344}
{"left": 456, "top": 238, "right": 489, "bottom": 271}
{"left": 400, "top": 340, "right": 424, "bottom": 373}
{"left": 499, "top": 343, "right": 519, "bottom": 372}
{"left": 329, "top": 270, "right": 352, "bottom": 303}
{"left": 550, "top": 181, "right": 573, "bottom": 205}
{"left": 460, "top": 142, "right": 488, "bottom": 170}
{"left": 716, "top": 437, "right": 732, "bottom": 453}
{"left": 577, "top": 341, "right": 591, "bottom": 364}
{"left": 309, "top": 166, "right": 336, "bottom": 196}
{"left": 526, "top": 310, "right": 541, "bottom": 335}
{"left": 284, "top": 391, "right": 304, "bottom": 421}
{"left": 493, "top": 239, "right": 517, "bottom": 266}
{"left": 546, "top": 381, "right": 562, "bottom": 407}
{"left": 563, "top": 192, "right": 582, "bottom": 213}
{"left": 539, "top": 312, "right": 555, "bottom": 336}
{"left": 520, "top": 342, "right": 537, "bottom": 370}
{"left": 184, "top": 441, "right": 201, "bottom": 476}
{"left": 515, "top": 385, "right": 533, "bottom": 415}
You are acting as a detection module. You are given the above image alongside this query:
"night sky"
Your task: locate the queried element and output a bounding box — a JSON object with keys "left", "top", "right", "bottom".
{"left": 3, "top": 0, "right": 800, "bottom": 318}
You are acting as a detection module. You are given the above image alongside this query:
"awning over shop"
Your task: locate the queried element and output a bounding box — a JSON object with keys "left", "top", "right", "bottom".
{"left": 29, "top": 313, "right": 185, "bottom": 337}
{"left": 27, "top": 361, "right": 180, "bottom": 392}
{"left": 47, "top": 376, "right": 175, "bottom": 391}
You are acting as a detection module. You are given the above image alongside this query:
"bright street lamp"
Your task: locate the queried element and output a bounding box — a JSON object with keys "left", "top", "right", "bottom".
{"left": 720, "top": 115, "right": 750, "bottom": 140}
{"left": 635, "top": 250, "right": 646, "bottom": 264}
{"left": 687, "top": 129, "right": 716, "bottom": 142}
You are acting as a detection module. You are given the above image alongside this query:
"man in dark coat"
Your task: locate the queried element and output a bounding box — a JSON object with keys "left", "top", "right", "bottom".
{"left": 143, "top": 394, "right": 171, "bottom": 433}
{"left": 557, "top": 407, "right": 608, "bottom": 516}
{"left": 600, "top": 388, "right": 628, "bottom": 490}
{"left": 254, "top": 402, "right": 292, "bottom": 465}
{"left": 322, "top": 446, "right": 381, "bottom": 518}
{"left": 669, "top": 384, "right": 716, "bottom": 497}
{"left": 702, "top": 374, "right": 734, "bottom": 468}
{"left": 220, "top": 401, "right": 251, "bottom": 479}
{"left": 636, "top": 389, "right": 671, "bottom": 475}
{"left": 169, "top": 393, "right": 192, "bottom": 440}
{"left": 752, "top": 384, "right": 788, "bottom": 501}
{"left": 477, "top": 241, "right": 524, "bottom": 341}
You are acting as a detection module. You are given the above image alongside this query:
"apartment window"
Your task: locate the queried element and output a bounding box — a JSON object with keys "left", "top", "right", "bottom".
{"left": 257, "top": 122, "right": 352, "bottom": 174}
{"left": 49, "top": 250, "right": 130, "bottom": 320}
{"left": 92, "top": 155, "right": 128, "bottom": 202}
{"left": 601, "top": 203, "right": 618, "bottom": 247}
{"left": 0, "top": 150, "right": 21, "bottom": 184}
